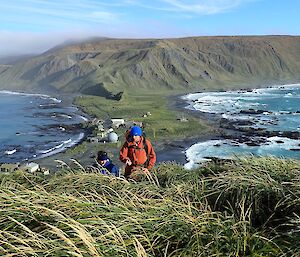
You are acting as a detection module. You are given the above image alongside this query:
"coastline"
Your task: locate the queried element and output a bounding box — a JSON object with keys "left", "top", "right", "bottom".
{"left": 153, "top": 92, "right": 226, "bottom": 165}
{"left": 176, "top": 85, "right": 300, "bottom": 166}
{"left": 11, "top": 82, "right": 300, "bottom": 171}
{"left": 35, "top": 92, "right": 223, "bottom": 171}
{"left": 0, "top": 90, "right": 92, "bottom": 165}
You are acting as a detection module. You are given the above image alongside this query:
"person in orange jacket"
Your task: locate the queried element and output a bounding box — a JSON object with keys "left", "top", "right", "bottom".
{"left": 119, "top": 126, "right": 156, "bottom": 178}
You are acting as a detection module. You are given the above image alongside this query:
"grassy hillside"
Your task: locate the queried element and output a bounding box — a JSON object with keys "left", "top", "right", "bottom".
{"left": 74, "top": 92, "right": 213, "bottom": 140}
{"left": 1, "top": 157, "right": 300, "bottom": 256}
{"left": 1, "top": 36, "right": 300, "bottom": 94}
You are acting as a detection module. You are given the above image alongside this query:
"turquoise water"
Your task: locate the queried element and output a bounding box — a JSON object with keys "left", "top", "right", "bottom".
{"left": 0, "top": 91, "right": 86, "bottom": 163}
{"left": 183, "top": 84, "right": 300, "bottom": 169}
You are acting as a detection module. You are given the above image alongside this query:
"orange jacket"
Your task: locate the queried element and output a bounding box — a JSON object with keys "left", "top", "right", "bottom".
{"left": 119, "top": 136, "right": 156, "bottom": 170}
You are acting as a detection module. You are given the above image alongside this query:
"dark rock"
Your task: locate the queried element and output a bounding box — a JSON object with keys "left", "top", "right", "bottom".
{"left": 240, "top": 109, "right": 270, "bottom": 115}
{"left": 282, "top": 131, "right": 300, "bottom": 140}
{"left": 245, "top": 141, "right": 261, "bottom": 146}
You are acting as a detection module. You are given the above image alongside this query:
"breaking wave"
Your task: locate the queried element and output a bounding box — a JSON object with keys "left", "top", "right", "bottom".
{"left": 183, "top": 83, "right": 300, "bottom": 169}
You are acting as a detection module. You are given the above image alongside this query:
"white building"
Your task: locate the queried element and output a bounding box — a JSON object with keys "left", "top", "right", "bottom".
{"left": 110, "top": 119, "right": 125, "bottom": 128}
{"left": 21, "top": 162, "right": 40, "bottom": 173}
{"left": 110, "top": 118, "right": 125, "bottom": 128}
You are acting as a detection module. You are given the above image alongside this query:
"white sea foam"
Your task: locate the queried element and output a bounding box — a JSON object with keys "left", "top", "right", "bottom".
{"left": 79, "top": 115, "right": 89, "bottom": 122}
{"left": 183, "top": 83, "right": 300, "bottom": 114}
{"left": 183, "top": 91, "right": 266, "bottom": 114}
{"left": 0, "top": 92, "right": 87, "bottom": 163}
{"left": 39, "top": 103, "right": 57, "bottom": 108}
{"left": 0, "top": 90, "right": 61, "bottom": 103}
{"left": 38, "top": 143, "right": 64, "bottom": 154}
{"left": 185, "top": 137, "right": 300, "bottom": 170}
{"left": 5, "top": 149, "right": 17, "bottom": 155}
{"left": 63, "top": 138, "right": 72, "bottom": 144}
{"left": 52, "top": 114, "right": 72, "bottom": 119}
{"left": 266, "top": 136, "right": 300, "bottom": 150}
{"left": 36, "top": 133, "right": 84, "bottom": 159}
{"left": 254, "top": 84, "right": 300, "bottom": 95}
{"left": 185, "top": 140, "right": 230, "bottom": 169}
{"left": 183, "top": 83, "right": 300, "bottom": 168}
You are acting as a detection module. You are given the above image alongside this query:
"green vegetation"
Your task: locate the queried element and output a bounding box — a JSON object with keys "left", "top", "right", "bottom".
{"left": 1, "top": 157, "right": 300, "bottom": 256}
{"left": 1, "top": 36, "right": 300, "bottom": 93}
{"left": 38, "top": 90, "right": 212, "bottom": 170}
{"left": 75, "top": 92, "right": 213, "bottom": 141}
{"left": 2, "top": 36, "right": 300, "bottom": 256}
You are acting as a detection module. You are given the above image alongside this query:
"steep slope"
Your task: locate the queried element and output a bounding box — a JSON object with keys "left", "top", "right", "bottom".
{"left": 0, "top": 36, "right": 300, "bottom": 94}
{"left": 0, "top": 65, "right": 11, "bottom": 75}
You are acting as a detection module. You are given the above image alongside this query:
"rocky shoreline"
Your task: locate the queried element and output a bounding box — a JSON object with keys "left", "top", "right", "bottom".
{"left": 153, "top": 94, "right": 225, "bottom": 165}
{"left": 36, "top": 88, "right": 300, "bottom": 171}
{"left": 169, "top": 90, "right": 300, "bottom": 166}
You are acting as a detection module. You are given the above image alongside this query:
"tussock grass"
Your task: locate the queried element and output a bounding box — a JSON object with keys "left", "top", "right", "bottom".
{"left": 0, "top": 157, "right": 300, "bottom": 256}
{"left": 204, "top": 157, "right": 300, "bottom": 226}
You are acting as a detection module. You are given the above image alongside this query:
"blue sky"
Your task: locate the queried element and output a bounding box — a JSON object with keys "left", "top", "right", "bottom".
{"left": 0, "top": 0, "right": 299, "bottom": 56}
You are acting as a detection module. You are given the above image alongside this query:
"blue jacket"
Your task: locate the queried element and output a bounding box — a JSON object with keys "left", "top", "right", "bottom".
{"left": 98, "top": 159, "right": 119, "bottom": 177}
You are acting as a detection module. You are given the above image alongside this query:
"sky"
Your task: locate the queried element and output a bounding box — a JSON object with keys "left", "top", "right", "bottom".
{"left": 0, "top": 0, "right": 299, "bottom": 56}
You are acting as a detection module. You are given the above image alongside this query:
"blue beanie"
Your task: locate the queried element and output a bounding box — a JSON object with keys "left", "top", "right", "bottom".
{"left": 98, "top": 155, "right": 109, "bottom": 161}
{"left": 97, "top": 151, "right": 109, "bottom": 161}
{"left": 130, "top": 126, "right": 142, "bottom": 136}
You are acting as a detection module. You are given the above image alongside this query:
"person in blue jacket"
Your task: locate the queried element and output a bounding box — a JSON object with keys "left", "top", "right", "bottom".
{"left": 95, "top": 151, "right": 119, "bottom": 177}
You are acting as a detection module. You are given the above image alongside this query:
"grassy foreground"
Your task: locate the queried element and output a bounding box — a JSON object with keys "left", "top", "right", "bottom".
{"left": 1, "top": 157, "right": 300, "bottom": 256}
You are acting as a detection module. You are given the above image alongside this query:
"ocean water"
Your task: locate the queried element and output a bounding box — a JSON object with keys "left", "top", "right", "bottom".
{"left": 0, "top": 91, "right": 86, "bottom": 163}
{"left": 183, "top": 84, "right": 300, "bottom": 169}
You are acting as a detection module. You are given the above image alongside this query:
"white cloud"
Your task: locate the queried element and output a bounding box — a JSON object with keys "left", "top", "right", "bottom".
{"left": 163, "top": 0, "right": 241, "bottom": 14}
{"left": 0, "top": 29, "right": 101, "bottom": 56}
{"left": 87, "top": 11, "right": 118, "bottom": 22}
{"left": 0, "top": 1, "right": 121, "bottom": 27}
{"left": 0, "top": 0, "right": 259, "bottom": 56}
{"left": 129, "top": 0, "right": 254, "bottom": 14}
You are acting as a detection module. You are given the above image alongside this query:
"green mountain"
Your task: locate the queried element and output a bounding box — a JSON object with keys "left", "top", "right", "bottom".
{"left": 0, "top": 36, "right": 300, "bottom": 94}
